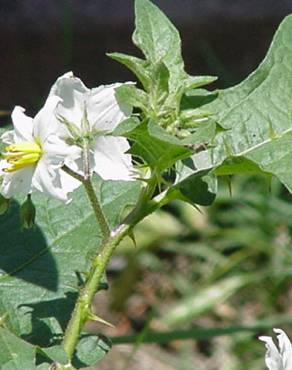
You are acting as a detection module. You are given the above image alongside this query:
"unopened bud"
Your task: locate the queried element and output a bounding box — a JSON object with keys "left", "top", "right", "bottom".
{"left": 20, "top": 195, "right": 36, "bottom": 229}
{"left": 0, "top": 194, "right": 10, "bottom": 215}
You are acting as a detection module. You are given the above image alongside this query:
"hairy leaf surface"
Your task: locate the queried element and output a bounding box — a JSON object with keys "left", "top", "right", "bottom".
{"left": 0, "top": 178, "right": 140, "bottom": 350}
{"left": 190, "top": 15, "right": 292, "bottom": 191}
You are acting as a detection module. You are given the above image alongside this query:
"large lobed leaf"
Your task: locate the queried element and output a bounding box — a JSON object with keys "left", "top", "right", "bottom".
{"left": 190, "top": 15, "right": 292, "bottom": 191}
{"left": 0, "top": 176, "right": 140, "bottom": 367}
{"left": 0, "top": 328, "right": 35, "bottom": 369}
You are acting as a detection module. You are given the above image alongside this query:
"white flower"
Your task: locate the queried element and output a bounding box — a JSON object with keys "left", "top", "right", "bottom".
{"left": 49, "top": 72, "right": 134, "bottom": 181}
{"left": 259, "top": 328, "right": 292, "bottom": 370}
{"left": 0, "top": 96, "right": 81, "bottom": 202}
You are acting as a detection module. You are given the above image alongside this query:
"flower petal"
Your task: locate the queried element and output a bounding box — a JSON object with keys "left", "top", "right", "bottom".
{"left": 32, "top": 160, "right": 64, "bottom": 202}
{"left": 50, "top": 71, "right": 89, "bottom": 130}
{"left": 33, "top": 96, "right": 61, "bottom": 143}
{"left": 274, "top": 329, "right": 292, "bottom": 370}
{"left": 259, "top": 335, "right": 284, "bottom": 370}
{"left": 11, "top": 106, "right": 34, "bottom": 142}
{"left": 92, "top": 136, "right": 134, "bottom": 181}
{"left": 0, "top": 162, "right": 34, "bottom": 198}
{"left": 32, "top": 158, "right": 80, "bottom": 202}
{"left": 43, "top": 134, "right": 81, "bottom": 162}
{"left": 86, "top": 83, "right": 132, "bottom": 132}
{"left": 59, "top": 168, "right": 81, "bottom": 198}
{"left": 0, "top": 159, "right": 6, "bottom": 175}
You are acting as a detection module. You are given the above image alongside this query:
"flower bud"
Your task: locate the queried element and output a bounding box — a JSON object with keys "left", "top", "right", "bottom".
{"left": 0, "top": 194, "right": 10, "bottom": 215}
{"left": 20, "top": 195, "right": 36, "bottom": 229}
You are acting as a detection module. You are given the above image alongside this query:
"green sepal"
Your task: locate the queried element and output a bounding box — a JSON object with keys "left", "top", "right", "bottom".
{"left": 20, "top": 194, "right": 36, "bottom": 229}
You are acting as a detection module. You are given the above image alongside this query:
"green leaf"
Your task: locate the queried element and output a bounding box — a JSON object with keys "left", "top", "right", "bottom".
{"left": 0, "top": 327, "right": 36, "bottom": 369}
{"left": 36, "top": 365, "right": 50, "bottom": 370}
{"left": 115, "top": 84, "right": 148, "bottom": 111}
{"left": 148, "top": 119, "right": 216, "bottom": 148}
{"left": 183, "top": 75, "right": 217, "bottom": 91}
{"left": 126, "top": 121, "right": 191, "bottom": 171}
{"left": 111, "top": 1, "right": 217, "bottom": 139}
{"left": 191, "top": 15, "right": 292, "bottom": 191}
{"left": 107, "top": 53, "right": 151, "bottom": 91}
{"left": 111, "top": 117, "right": 140, "bottom": 137}
{"left": 0, "top": 178, "right": 141, "bottom": 347}
{"left": 180, "top": 120, "right": 216, "bottom": 145}
{"left": 73, "top": 335, "right": 111, "bottom": 367}
{"left": 123, "top": 121, "right": 217, "bottom": 206}
{"left": 175, "top": 171, "right": 217, "bottom": 206}
{"left": 37, "top": 345, "right": 68, "bottom": 365}
{"left": 169, "top": 166, "right": 217, "bottom": 206}
{"left": 179, "top": 108, "right": 212, "bottom": 127}
{"left": 133, "top": 0, "right": 184, "bottom": 90}
{"left": 147, "top": 121, "right": 182, "bottom": 146}
{"left": 181, "top": 89, "right": 219, "bottom": 110}
{"left": 150, "top": 61, "right": 169, "bottom": 104}
{"left": 214, "top": 156, "right": 270, "bottom": 176}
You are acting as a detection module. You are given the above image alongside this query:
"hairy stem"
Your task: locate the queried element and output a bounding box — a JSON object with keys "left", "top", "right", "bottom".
{"left": 62, "top": 222, "right": 130, "bottom": 360}
{"left": 83, "top": 178, "right": 110, "bottom": 243}
{"left": 62, "top": 165, "right": 84, "bottom": 182}
{"left": 62, "top": 178, "right": 163, "bottom": 362}
{"left": 62, "top": 165, "right": 110, "bottom": 242}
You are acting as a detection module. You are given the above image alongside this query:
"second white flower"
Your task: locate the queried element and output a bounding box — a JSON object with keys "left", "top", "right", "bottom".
{"left": 50, "top": 72, "right": 134, "bottom": 181}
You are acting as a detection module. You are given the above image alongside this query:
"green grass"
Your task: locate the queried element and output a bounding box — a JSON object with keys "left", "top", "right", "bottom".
{"left": 102, "top": 174, "right": 292, "bottom": 369}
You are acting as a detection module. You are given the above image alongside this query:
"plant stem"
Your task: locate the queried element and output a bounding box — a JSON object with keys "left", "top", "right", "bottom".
{"left": 62, "top": 165, "right": 110, "bottom": 242}
{"left": 62, "top": 177, "right": 163, "bottom": 361}
{"left": 62, "top": 221, "right": 130, "bottom": 360}
{"left": 62, "top": 165, "right": 84, "bottom": 182}
{"left": 83, "top": 178, "right": 110, "bottom": 243}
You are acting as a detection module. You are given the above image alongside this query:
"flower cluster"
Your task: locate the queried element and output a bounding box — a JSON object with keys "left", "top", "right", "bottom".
{"left": 0, "top": 72, "right": 134, "bottom": 203}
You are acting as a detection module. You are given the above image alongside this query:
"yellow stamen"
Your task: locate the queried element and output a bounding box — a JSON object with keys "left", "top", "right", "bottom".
{"left": 3, "top": 141, "right": 43, "bottom": 172}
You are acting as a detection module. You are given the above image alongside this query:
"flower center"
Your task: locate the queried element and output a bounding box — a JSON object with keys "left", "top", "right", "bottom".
{"left": 3, "top": 141, "right": 43, "bottom": 172}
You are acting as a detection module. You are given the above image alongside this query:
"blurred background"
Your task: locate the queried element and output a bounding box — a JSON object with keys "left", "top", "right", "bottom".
{"left": 1, "top": 0, "right": 292, "bottom": 112}
{"left": 2, "top": 1, "right": 292, "bottom": 369}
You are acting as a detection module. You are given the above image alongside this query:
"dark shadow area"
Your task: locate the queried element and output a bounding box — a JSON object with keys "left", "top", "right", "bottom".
{"left": 20, "top": 291, "right": 78, "bottom": 346}
{"left": 181, "top": 90, "right": 219, "bottom": 110}
{"left": 0, "top": 200, "right": 58, "bottom": 291}
{"left": 1, "top": 1, "right": 292, "bottom": 118}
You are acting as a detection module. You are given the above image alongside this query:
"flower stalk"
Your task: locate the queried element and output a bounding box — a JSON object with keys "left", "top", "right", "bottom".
{"left": 82, "top": 178, "right": 110, "bottom": 242}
